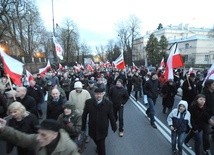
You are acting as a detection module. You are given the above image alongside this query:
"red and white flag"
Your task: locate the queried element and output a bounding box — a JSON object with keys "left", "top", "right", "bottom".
{"left": 188, "top": 67, "right": 194, "bottom": 74}
{"left": 105, "top": 61, "right": 111, "bottom": 67}
{"left": 53, "top": 36, "right": 63, "bottom": 60}
{"left": 132, "top": 62, "right": 138, "bottom": 70}
{"left": 100, "top": 61, "right": 105, "bottom": 67}
{"left": 160, "top": 57, "right": 165, "bottom": 69}
{"left": 86, "top": 64, "right": 93, "bottom": 71}
{"left": 58, "top": 63, "right": 63, "bottom": 70}
{"left": 113, "top": 52, "right": 125, "bottom": 69}
{"left": 0, "top": 49, "right": 24, "bottom": 86}
{"left": 26, "top": 69, "right": 34, "bottom": 82}
{"left": 203, "top": 63, "right": 214, "bottom": 86}
{"left": 165, "top": 43, "right": 184, "bottom": 81}
{"left": 39, "top": 60, "right": 51, "bottom": 75}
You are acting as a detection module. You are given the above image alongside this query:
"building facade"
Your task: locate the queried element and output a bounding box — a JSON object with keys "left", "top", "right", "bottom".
{"left": 133, "top": 23, "right": 214, "bottom": 66}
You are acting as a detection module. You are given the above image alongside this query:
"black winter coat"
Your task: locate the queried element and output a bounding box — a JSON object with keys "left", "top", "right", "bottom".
{"left": 108, "top": 86, "right": 129, "bottom": 107}
{"left": 82, "top": 98, "right": 117, "bottom": 140}
{"left": 16, "top": 95, "right": 37, "bottom": 117}
{"left": 47, "top": 96, "right": 67, "bottom": 120}
{"left": 161, "top": 82, "right": 177, "bottom": 108}
{"left": 144, "top": 79, "right": 160, "bottom": 99}
{"left": 132, "top": 75, "right": 142, "bottom": 91}
{"left": 27, "top": 85, "right": 44, "bottom": 103}
{"left": 202, "top": 88, "right": 214, "bottom": 116}
{"left": 182, "top": 79, "right": 197, "bottom": 106}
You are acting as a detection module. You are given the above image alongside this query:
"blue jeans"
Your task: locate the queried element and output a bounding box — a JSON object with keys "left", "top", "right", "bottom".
{"left": 146, "top": 97, "right": 156, "bottom": 123}
{"left": 113, "top": 105, "right": 124, "bottom": 132}
{"left": 171, "top": 131, "right": 185, "bottom": 151}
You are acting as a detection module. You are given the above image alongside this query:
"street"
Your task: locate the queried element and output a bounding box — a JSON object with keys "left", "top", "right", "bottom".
{"left": 0, "top": 92, "right": 214, "bottom": 155}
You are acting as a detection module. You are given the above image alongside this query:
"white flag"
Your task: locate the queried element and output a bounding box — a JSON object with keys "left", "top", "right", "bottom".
{"left": 53, "top": 36, "right": 63, "bottom": 60}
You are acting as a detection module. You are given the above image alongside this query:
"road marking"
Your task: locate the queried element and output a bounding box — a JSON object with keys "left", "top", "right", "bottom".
{"left": 130, "top": 95, "right": 194, "bottom": 155}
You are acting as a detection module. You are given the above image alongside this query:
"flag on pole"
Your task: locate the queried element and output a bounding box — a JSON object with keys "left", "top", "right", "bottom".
{"left": 203, "top": 63, "right": 214, "bottom": 85}
{"left": 53, "top": 36, "right": 63, "bottom": 60}
{"left": 105, "top": 61, "right": 111, "bottom": 67}
{"left": 0, "top": 49, "right": 24, "bottom": 86}
{"left": 39, "top": 60, "right": 51, "bottom": 75}
{"left": 113, "top": 52, "right": 125, "bottom": 69}
{"left": 132, "top": 62, "right": 138, "bottom": 70}
{"left": 188, "top": 67, "right": 194, "bottom": 74}
{"left": 165, "top": 43, "right": 184, "bottom": 81}
{"left": 26, "top": 69, "right": 34, "bottom": 82}
{"left": 159, "top": 57, "right": 165, "bottom": 69}
{"left": 58, "top": 63, "right": 63, "bottom": 70}
{"left": 86, "top": 64, "right": 93, "bottom": 71}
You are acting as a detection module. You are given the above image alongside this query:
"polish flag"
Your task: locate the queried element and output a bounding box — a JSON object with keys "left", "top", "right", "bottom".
{"left": 26, "top": 69, "right": 34, "bottom": 81}
{"left": 203, "top": 63, "right": 214, "bottom": 86}
{"left": 105, "top": 61, "right": 111, "bottom": 67}
{"left": 58, "top": 63, "right": 63, "bottom": 70}
{"left": 188, "top": 67, "right": 194, "bottom": 74}
{"left": 113, "top": 52, "right": 125, "bottom": 69}
{"left": 87, "top": 64, "right": 93, "bottom": 71}
{"left": 132, "top": 62, "right": 138, "bottom": 70}
{"left": 0, "top": 49, "right": 24, "bottom": 86}
{"left": 74, "top": 66, "right": 80, "bottom": 72}
{"left": 53, "top": 36, "right": 63, "bottom": 60}
{"left": 39, "top": 60, "right": 51, "bottom": 75}
{"left": 159, "top": 57, "right": 165, "bottom": 69}
{"left": 100, "top": 61, "right": 105, "bottom": 67}
{"left": 165, "top": 43, "right": 184, "bottom": 81}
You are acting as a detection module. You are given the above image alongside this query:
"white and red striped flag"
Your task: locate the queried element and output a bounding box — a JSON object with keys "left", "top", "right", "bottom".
{"left": 26, "top": 69, "right": 34, "bottom": 82}
{"left": 39, "top": 60, "right": 51, "bottom": 75}
{"left": 165, "top": 43, "right": 184, "bottom": 81}
{"left": 188, "top": 67, "right": 194, "bottom": 74}
{"left": 0, "top": 49, "right": 24, "bottom": 86}
{"left": 87, "top": 64, "right": 93, "bottom": 71}
{"left": 113, "top": 51, "right": 125, "bottom": 69}
{"left": 203, "top": 63, "right": 214, "bottom": 86}
{"left": 53, "top": 36, "right": 63, "bottom": 60}
{"left": 160, "top": 57, "right": 165, "bottom": 69}
{"left": 105, "top": 61, "right": 111, "bottom": 67}
{"left": 132, "top": 62, "right": 138, "bottom": 71}
{"left": 58, "top": 63, "right": 63, "bottom": 70}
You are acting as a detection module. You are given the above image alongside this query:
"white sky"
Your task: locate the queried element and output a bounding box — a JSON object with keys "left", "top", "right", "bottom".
{"left": 36, "top": 0, "right": 214, "bottom": 51}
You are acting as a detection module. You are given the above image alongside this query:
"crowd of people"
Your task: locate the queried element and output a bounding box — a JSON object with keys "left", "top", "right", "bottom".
{"left": 0, "top": 64, "right": 213, "bottom": 155}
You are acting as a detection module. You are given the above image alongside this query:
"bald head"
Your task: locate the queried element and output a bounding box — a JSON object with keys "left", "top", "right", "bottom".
{"left": 51, "top": 88, "right": 60, "bottom": 100}
{"left": 16, "top": 87, "right": 27, "bottom": 98}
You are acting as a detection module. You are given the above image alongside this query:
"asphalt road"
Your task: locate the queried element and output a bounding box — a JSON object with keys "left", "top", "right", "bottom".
{"left": 1, "top": 92, "right": 214, "bottom": 155}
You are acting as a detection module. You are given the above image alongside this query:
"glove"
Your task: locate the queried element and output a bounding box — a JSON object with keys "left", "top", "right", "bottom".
{"left": 63, "top": 117, "right": 70, "bottom": 126}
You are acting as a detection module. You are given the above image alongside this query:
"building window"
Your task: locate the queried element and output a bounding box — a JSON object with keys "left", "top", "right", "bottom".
{"left": 204, "top": 55, "right": 209, "bottom": 61}
{"left": 185, "top": 43, "right": 189, "bottom": 49}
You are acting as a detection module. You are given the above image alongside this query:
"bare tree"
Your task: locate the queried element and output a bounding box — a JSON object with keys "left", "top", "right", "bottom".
{"left": 115, "top": 15, "right": 141, "bottom": 65}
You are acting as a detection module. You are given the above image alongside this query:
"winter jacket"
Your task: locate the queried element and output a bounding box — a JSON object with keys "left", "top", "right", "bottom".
{"left": 0, "top": 127, "right": 80, "bottom": 155}
{"left": 108, "top": 85, "right": 129, "bottom": 107}
{"left": 143, "top": 78, "right": 160, "bottom": 99}
{"left": 161, "top": 82, "right": 177, "bottom": 108}
{"left": 27, "top": 85, "right": 44, "bottom": 103}
{"left": 82, "top": 98, "right": 117, "bottom": 140}
{"left": 132, "top": 75, "right": 142, "bottom": 91}
{"left": 202, "top": 88, "right": 214, "bottom": 116}
{"left": 167, "top": 101, "right": 192, "bottom": 133}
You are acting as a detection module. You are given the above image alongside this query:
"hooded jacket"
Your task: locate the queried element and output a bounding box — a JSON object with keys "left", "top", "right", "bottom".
{"left": 167, "top": 100, "right": 192, "bottom": 133}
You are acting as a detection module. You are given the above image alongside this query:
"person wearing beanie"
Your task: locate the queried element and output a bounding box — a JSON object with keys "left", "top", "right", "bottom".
{"left": 69, "top": 81, "right": 91, "bottom": 142}
{"left": 57, "top": 101, "right": 82, "bottom": 140}
{"left": 144, "top": 72, "right": 161, "bottom": 129}
{"left": 108, "top": 78, "right": 129, "bottom": 137}
{"left": 0, "top": 118, "right": 80, "bottom": 155}
{"left": 167, "top": 100, "right": 191, "bottom": 155}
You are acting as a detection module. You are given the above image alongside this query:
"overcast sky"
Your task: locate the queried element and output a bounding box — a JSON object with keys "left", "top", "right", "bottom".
{"left": 36, "top": 0, "right": 214, "bottom": 51}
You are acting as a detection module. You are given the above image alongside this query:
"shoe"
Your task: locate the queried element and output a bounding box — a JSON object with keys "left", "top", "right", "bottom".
{"left": 184, "top": 143, "right": 192, "bottom": 149}
{"left": 172, "top": 150, "right": 177, "bottom": 155}
{"left": 151, "top": 123, "right": 157, "bottom": 129}
{"left": 119, "top": 131, "right": 124, "bottom": 137}
{"left": 144, "top": 103, "right": 148, "bottom": 106}
{"left": 85, "top": 136, "right": 90, "bottom": 143}
{"left": 204, "top": 149, "right": 211, "bottom": 155}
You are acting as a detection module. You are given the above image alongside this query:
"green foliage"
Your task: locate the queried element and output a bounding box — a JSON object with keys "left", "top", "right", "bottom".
{"left": 157, "top": 23, "right": 163, "bottom": 30}
{"left": 145, "top": 34, "right": 168, "bottom": 66}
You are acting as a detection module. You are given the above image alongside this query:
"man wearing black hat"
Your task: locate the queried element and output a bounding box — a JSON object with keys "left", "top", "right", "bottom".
{"left": 108, "top": 79, "right": 129, "bottom": 137}
{"left": 0, "top": 118, "right": 80, "bottom": 155}
{"left": 82, "top": 87, "right": 117, "bottom": 155}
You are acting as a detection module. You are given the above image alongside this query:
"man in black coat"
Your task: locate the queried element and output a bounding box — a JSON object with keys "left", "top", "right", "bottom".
{"left": 16, "top": 87, "right": 37, "bottom": 117}
{"left": 81, "top": 88, "right": 117, "bottom": 155}
{"left": 108, "top": 79, "right": 129, "bottom": 137}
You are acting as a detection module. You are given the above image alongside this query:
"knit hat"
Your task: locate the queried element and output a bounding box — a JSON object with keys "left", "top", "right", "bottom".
{"left": 36, "top": 119, "right": 61, "bottom": 132}
{"left": 74, "top": 81, "right": 82, "bottom": 88}
{"left": 63, "top": 101, "right": 76, "bottom": 111}
{"left": 117, "top": 79, "right": 123, "bottom": 84}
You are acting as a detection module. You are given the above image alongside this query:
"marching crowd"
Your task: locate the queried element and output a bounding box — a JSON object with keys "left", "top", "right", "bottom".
{"left": 0, "top": 64, "right": 213, "bottom": 155}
